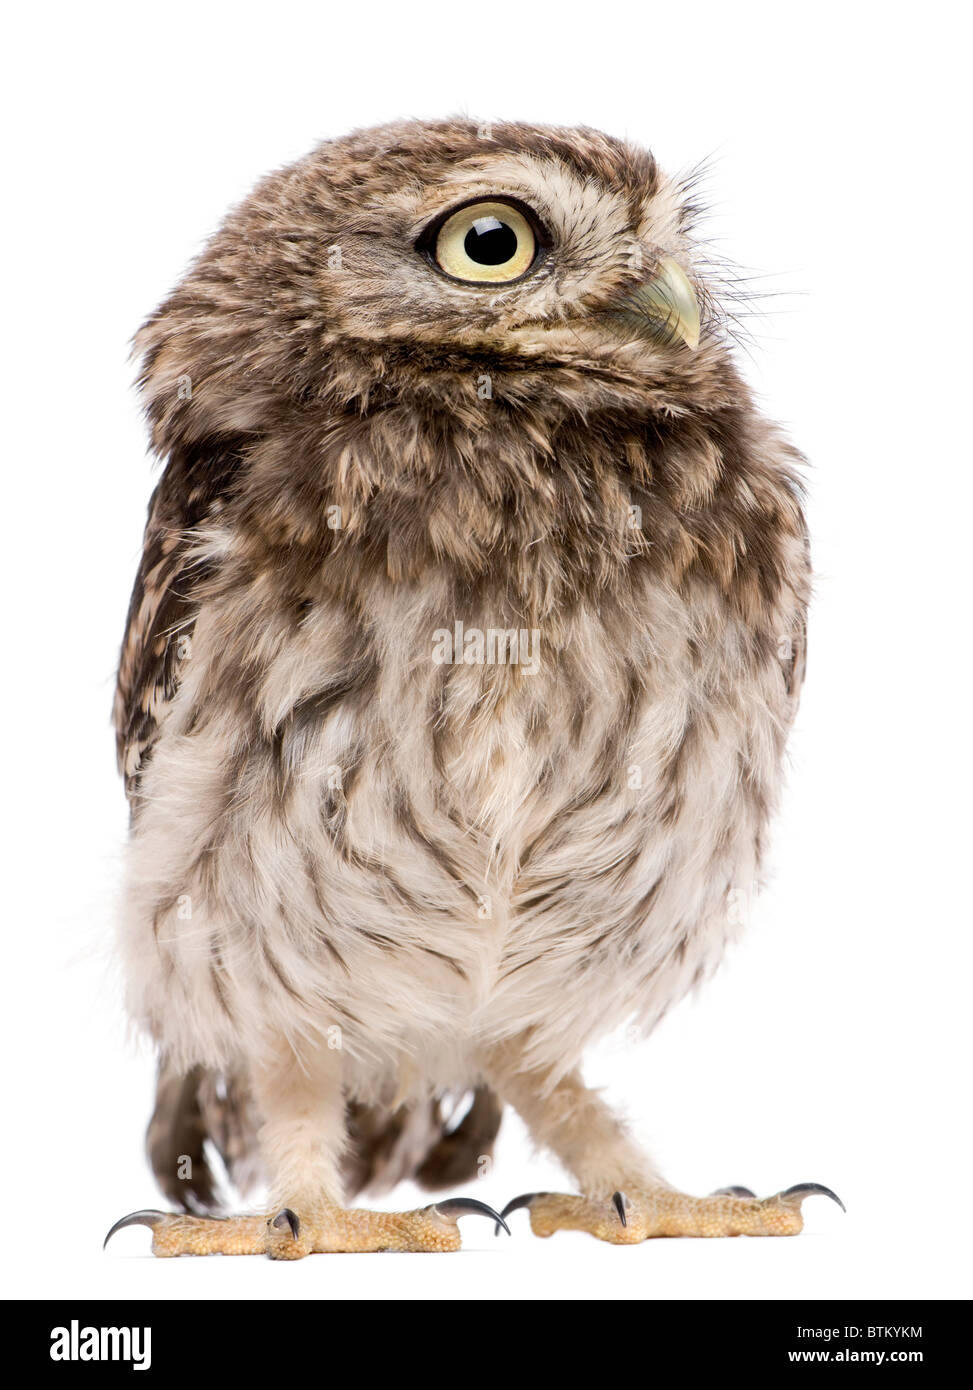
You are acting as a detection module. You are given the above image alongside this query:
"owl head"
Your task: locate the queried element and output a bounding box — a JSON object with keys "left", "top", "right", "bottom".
{"left": 136, "top": 119, "right": 724, "bottom": 456}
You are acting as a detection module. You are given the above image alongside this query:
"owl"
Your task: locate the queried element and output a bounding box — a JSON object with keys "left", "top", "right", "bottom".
{"left": 106, "top": 118, "right": 840, "bottom": 1258}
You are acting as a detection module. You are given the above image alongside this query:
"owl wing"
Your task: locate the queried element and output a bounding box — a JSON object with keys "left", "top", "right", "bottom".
{"left": 114, "top": 438, "right": 242, "bottom": 801}
{"left": 784, "top": 611, "right": 807, "bottom": 703}
{"left": 784, "top": 517, "right": 811, "bottom": 706}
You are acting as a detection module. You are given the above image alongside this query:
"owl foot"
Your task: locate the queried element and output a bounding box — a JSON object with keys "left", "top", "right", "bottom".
{"left": 497, "top": 1183, "right": 844, "bottom": 1242}
{"left": 104, "top": 1197, "right": 509, "bottom": 1257}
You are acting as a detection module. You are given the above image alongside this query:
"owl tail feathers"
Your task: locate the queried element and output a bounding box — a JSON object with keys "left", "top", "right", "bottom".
{"left": 146, "top": 1060, "right": 264, "bottom": 1215}
{"left": 146, "top": 1060, "right": 503, "bottom": 1212}
{"left": 343, "top": 1087, "right": 504, "bottom": 1199}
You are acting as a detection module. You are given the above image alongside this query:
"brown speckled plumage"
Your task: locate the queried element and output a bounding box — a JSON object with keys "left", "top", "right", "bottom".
{"left": 112, "top": 119, "right": 814, "bottom": 1250}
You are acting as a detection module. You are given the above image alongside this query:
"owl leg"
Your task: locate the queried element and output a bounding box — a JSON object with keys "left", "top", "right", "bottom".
{"left": 484, "top": 1048, "right": 843, "bottom": 1242}
{"left": 106, "top": 1038, "right": 507, "bottom": 1257}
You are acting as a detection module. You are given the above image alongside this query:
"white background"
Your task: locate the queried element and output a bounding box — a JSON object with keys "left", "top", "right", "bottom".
{"left": 2, "top": 0, "right": 969, "bottom": 1302}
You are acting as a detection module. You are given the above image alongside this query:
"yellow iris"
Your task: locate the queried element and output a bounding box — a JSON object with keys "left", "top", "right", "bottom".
{"left": 434, "top": 201, "right": 537, "bottom": 284}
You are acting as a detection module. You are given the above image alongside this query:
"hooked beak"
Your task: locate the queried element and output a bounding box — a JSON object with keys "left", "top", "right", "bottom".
{"left": 613, "top": 255, "right": 701, "bottom": 351}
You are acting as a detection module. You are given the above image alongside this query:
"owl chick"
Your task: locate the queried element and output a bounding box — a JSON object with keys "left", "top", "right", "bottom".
{"left": 107, "top": 119, "right": 840, "bottom": 1258}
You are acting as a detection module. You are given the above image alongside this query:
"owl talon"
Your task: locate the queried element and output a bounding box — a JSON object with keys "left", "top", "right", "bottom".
{"left": 103, "top": 1210, "right": 166, "bottom": 1248}
{"left": 710, "top": 1185, "right": 757, "bottom": 1198}
{"left": 776, "top": 1183, "right": 846, "bottom": 1212}
{"left": 271, "top": 1207, "right": 301, "bottom": 1239}
{"left": 495, "top": 1191, "right": 547, "bottom": 1234}
{"left": 433, "top": 1198, "right": 510, "bottom": 1234}
{"left": 611, "top": 1191, "right": 628, "bottom": 1226}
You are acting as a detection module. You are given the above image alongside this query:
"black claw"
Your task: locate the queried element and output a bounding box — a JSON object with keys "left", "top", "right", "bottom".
{"left": 494, "top": 1191, "right": 548, "bottom": 1235}
{"left": 434, "top": 1198, "right": 510, "bottom": 1235}
{"left": 271, "top": 1207, "right": 300, "bottom": 1239}
{"left": 711, "top": 1185, "right": 757, "bottom": 1198}
{"left": 612, "top": 1191, "right": 628, "bottom": 1227}
{"left": 103, "top": 1210, "right": 166, "bottom": 1250}
{"left": 779, "top": 1183, "right": 846, "bottom": 1213}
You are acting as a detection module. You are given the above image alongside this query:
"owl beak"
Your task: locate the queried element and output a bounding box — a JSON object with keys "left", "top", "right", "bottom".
{"left": 614, "top": 255, "right": 701, "bottom": 351}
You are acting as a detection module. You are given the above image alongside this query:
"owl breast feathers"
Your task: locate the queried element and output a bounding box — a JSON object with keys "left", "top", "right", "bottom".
{"left": 115, "top": 119, "right": 808, "bottom": 1210}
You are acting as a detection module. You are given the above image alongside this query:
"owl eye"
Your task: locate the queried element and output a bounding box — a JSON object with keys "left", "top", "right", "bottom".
{"left": 427, "top": 200, "right": 540, "bottom": 284}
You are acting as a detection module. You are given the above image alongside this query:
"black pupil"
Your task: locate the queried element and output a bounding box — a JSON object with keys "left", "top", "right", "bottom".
{"left": 464, "top": 216, "right": 519, "bottom": 266}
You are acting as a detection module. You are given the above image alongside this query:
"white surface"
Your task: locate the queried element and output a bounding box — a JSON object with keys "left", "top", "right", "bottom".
{"left": 1, "top": 0, "right": 969, "bottom": 1301}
